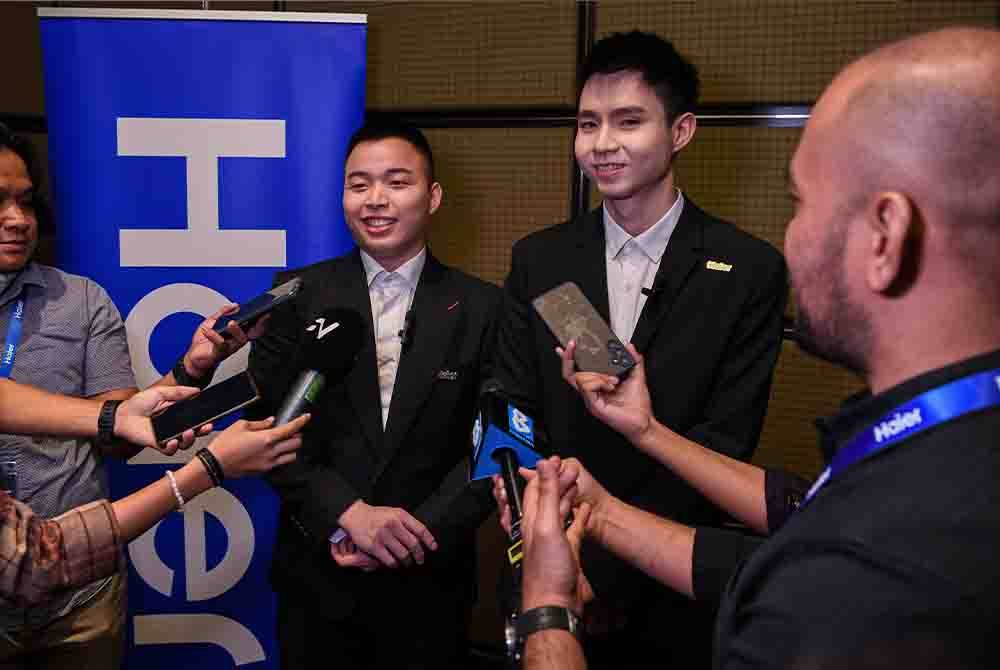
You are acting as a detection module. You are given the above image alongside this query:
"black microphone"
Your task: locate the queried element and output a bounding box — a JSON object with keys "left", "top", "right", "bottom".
{"left": 275, "top": 308, "right": 364, "bottom": 426}
{"left": 398, "top": 305, "right": 415, "bottom": 350}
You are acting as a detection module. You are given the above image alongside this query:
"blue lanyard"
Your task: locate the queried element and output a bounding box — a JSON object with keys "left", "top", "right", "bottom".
{"left": 803, "top": 366, "right": 1000, "bottom": 507}
{"left": 0, "top": 296, "right": 26, "bottom": 379}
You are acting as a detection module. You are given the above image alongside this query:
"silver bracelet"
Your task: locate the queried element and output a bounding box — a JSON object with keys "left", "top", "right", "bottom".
{"left": 166, "top": 470, "right": 185, "bottom": 511}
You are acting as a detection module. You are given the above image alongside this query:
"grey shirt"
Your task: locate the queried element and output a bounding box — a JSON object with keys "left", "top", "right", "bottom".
{"left": 0, "top": 263, "right": 135, "bottom": 630}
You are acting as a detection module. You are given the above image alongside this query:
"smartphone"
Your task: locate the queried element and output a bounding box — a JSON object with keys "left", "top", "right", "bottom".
{"left": 212, "top": 277, "right": 303, "bottom": 338}
{"left": 151, "top": 371, "right": 260, "bottom": 444}
{"left": 532, "top": 281, "right": 636, "bottom": 377}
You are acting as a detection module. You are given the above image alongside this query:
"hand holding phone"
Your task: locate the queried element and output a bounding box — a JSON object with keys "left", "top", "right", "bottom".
{"left": 212, "top": 277, "right": 303, "bottom": 339}
{"left": 152, "top": 372, "right": 261, "bottom": 444}
{"left": 532, "top": 282, "right": 635, "bottom": 377}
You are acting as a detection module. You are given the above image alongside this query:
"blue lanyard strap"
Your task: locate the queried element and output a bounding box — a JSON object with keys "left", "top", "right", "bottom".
{"left": 0, "top": 296, "right": 26, "bottom": 379}
{"left": 803, "top": 366, "right": 1000, "bottom": 507}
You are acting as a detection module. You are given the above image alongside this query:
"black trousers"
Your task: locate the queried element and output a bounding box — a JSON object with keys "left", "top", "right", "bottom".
{"left": 276, "top": 585, "right": 469, "bottom": 670}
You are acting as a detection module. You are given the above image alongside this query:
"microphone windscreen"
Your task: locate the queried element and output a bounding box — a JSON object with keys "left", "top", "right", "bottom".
{"left": 299, "top": 308, "right": 365, "bottom": 376}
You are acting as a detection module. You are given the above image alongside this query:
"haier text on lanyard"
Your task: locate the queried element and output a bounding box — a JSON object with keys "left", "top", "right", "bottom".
{"left": 803, "top": 367, "right": 1000, "bottom": 507}
{"left": 0, "top": 296, "right": 26, "bottom": 379}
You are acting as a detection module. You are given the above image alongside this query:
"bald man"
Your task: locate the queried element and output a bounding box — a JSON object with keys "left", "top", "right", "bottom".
{"left": 517, "top": 27, "right": 1000, "bottom": 669}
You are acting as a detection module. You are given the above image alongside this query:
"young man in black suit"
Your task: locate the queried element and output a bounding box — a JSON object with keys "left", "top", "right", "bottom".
{"left": 248, "top": 120, "right": 500, "bottom": 669}
{"left": 493, "top": 31, "right": 788, "bottom": 667}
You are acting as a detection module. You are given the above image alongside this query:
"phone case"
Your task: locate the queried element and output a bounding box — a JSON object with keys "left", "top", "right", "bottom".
{"left": 213, "top": 276, "right": 303, "bottom": 336}
{"left": 152, "top": 372, "right": 261, "bottom": 443}
{"left": 532, "top": 281, "right": 635, "bottom": 377}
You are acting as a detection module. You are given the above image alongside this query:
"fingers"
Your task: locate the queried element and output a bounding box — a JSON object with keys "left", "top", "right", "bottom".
{"left": 196, "top": 423, "right": 213, "bottom": 437}
{"left": 241, "top": 417, "right": 276, "bottom": 432}
{"left": 273, "top": 452, "right": 298, "bottom": 467}
{"left": 558, "top": 340, "right": 579, "bottom": 390}
{"left": 151, "top": 385, "right": 201, "bottom": 404}
{"left": 271, "top": 435, "right": 303, "bottom": 458}
{"left": 263, "top": 414, "right": 311, "bottom": 442}
{"left": 160, "top": 439, "right": 179, "bottom": 455}
{"left": 400, "top": 513, "right": 438, "bottom": 553}
{"left": 567, "top": 502, "right": 591, "bottom": 548}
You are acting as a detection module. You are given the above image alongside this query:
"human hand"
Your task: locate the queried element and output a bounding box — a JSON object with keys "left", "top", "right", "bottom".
{"left": 330, "top": 537, "right": 380, "bottom": 572}
{"left": 338, "top": 502, "right": 438, "bottom": 569}
{"left": 115, "top": 385, "right": 212, "bottom": 454}
{"left": 559, "top": 341, "right": 653, "bottom": 444}
{"left": 521, "top": 456, "right": 591, "bottom": 613}
{"left": 182, "top": 304, "right": 270, "bottom": 381}
{"left": 206, "top": 414, "right": 309, "bottom": 478}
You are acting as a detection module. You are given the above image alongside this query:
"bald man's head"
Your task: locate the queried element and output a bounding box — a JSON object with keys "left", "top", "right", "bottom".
{"left": 786, "top": 27, "right": 1000, "bottom": 375}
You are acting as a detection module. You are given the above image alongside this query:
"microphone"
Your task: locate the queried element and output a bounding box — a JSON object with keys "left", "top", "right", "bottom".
{"left": 275, "top": 308, "right": 364, "bottom": 426}
{"left": 398, "top": 305, "right": 415, "bottom": 350}
{"left": 470, "top": 380, "right": 546, "bottom": 544}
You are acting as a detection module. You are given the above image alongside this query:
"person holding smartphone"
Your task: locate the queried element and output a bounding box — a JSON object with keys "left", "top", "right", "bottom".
{"left": 0, "top": 123, "right": 268, "bottom": 669}
{"left": 492, "top": 31, "right": 788, "bottom": 667}
{"left": 0, "top": 378, "right": 308, "bottom": 608}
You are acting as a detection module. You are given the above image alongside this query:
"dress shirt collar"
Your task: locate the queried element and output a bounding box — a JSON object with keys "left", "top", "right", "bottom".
{"left": 360, "top": 247, "right": 427, "bottom": 289}
{"left": 603, "top": 190, "right": 685, "bottom": 263}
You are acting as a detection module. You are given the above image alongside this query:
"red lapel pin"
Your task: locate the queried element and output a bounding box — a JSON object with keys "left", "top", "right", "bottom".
{"left": 447, "top": 301, "right": 459, "bottom": 311}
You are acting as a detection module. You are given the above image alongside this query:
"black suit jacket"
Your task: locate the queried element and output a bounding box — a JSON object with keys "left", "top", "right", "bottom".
{"left": 248, "top": 249, "right": 500, "bottom": 619}
{"left": 495, "top": 199, "right": 788, "bottom": 609}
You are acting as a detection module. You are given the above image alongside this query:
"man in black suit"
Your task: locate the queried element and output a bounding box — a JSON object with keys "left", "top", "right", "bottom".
{"left": 494, "top": 31, "right": 787, "bottom": 667}
{"left": 248, "top": 120, "right": 499, "bottom": 669}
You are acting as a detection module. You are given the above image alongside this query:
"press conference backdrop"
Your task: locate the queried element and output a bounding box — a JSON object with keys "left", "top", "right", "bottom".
{"left": 38, "top": 9, "right": 365, "bottom": 668}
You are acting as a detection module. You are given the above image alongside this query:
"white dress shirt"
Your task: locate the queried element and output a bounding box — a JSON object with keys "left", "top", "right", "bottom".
{"left": 603, "top": 191, "right": 684, "bottom": 342}
{"left": 360, "top": 247, "right": 426, "bottom": 428}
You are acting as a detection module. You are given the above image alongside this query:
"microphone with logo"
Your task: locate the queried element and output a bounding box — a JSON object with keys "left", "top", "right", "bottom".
{"left": 275, "top": 308, "right": 365, "bottom": 426}
{"left": 469, "top": 379, "right": 546, "bottom": 664}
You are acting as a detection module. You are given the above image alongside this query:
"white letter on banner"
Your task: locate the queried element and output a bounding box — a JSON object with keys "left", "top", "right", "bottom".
{"left": 117, "top": 117, "right": 286, "bottom": 267}
{"left": 134, "top": 614, "right": 265, "bottom": 666}
{"left": 128, "top": 487, "right": 255, "bottom": 601}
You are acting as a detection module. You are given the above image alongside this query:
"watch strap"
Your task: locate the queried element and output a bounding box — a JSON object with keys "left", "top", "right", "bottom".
{"left": 172, "top": 357, "right": 213, "bottom": 390}
{"left": 97, "top": 399, "right": 123, "bottom": 447}
{"left": 515, "top": 605, "right": 582, "bottom": 645}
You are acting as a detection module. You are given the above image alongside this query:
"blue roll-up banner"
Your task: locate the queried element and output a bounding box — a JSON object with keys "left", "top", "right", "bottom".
{"left": 38, "top": 9, "right": 365, "bottom": 668}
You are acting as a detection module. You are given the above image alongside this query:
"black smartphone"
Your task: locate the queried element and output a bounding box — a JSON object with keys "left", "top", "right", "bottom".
{"left": 532, "top": 281, "right": 636, "bottom": 378}
{"left": 212, "top": 277, "right": 303, "bottom": 338}
{"left": 152, "top": 371, "right": 260, "bottom": 444}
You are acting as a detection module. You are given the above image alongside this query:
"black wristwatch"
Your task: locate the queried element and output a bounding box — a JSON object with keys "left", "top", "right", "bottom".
{"left": 172, "top": 357, "right": 213, "bottom": 390}
{"left": 96, "top": 399, "right": 123, "bottom": 447}
{"left": 514, "top": 605, "right": 582, "bottom": 652}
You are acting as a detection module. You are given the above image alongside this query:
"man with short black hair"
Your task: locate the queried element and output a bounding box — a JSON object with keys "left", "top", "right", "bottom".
{"left": 249, "top": 119, "right": 500, "bottom": 669}
{"left": 494, "top": 30, "right": 787, "bottom": 667}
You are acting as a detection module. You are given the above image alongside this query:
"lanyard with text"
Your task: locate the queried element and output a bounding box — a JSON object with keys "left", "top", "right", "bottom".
{"left": 0, "top": 296, "right": 26, "bottom": 379}
{"left": 802, "top": 366, "right": 1000, "bottom": 507}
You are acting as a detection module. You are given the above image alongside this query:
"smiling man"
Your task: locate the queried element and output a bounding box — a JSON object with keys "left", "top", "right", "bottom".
{"left": 493, "top": 31, "right": 787, "bottom": 667}
{"left": 248, "top": 119, "right": 500, "bottom": 669}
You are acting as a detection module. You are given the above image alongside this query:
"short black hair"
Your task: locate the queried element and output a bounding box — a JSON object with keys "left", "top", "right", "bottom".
{"left": 580, "top": 30, "right": 700, "bottom": 123}
{"left": 0, "top": 122, "right": 52, "bottom": 234}
{"left": 346, "top": 116, "right": 435, "bottom": 181}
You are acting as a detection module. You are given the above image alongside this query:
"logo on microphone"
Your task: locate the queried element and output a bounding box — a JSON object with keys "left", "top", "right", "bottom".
{"left": 306, "top": 317, "right": 341, "bottom": 340}
{"left": 508, "top": 405, "right": 535, "bottom": 446}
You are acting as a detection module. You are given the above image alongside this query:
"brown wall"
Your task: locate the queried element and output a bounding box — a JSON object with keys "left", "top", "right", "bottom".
{"left": 2, "top": 0, "right": 997, "bottom": 650}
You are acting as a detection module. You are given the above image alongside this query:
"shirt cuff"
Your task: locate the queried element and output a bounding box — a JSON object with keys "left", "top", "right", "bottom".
{"left": 53, "top": 499, "right": 122, "bottom": 588}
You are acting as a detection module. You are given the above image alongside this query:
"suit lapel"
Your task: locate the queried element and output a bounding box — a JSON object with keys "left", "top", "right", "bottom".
{"left": 376, "top": 254, "right": 462, "bottom": 476}
{"left": 573, "top": 208, "right": 612, "bottom": 323}
{"left": 629, "top": 198, "right": 705, "bottom": 352}
{"left": 339, "top": 250, "right": 385, "bottom": 458}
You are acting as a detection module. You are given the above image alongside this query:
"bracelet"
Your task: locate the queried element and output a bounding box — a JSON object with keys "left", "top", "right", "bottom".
{"left": 165, "top": 470, "right": 185, "bottom": 511}
{"left": 196, "top": 448, "right": 225, "bottom": 487}
{"left": 96, "top": 399, "right": 122, "bottom": 448}
{"left": 172, "top": 356, "right": 213, "bottom": 390}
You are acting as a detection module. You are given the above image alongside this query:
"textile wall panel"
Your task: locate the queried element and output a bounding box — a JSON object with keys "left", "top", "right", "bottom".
{"left": 597, "top": 0, "right": 998, "bottom": 103}
{"left": 424, "top": 127, "right": 573, "bottom": 285}
{"left": 291, "top": 1, "right": 578, "bottom": 108}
